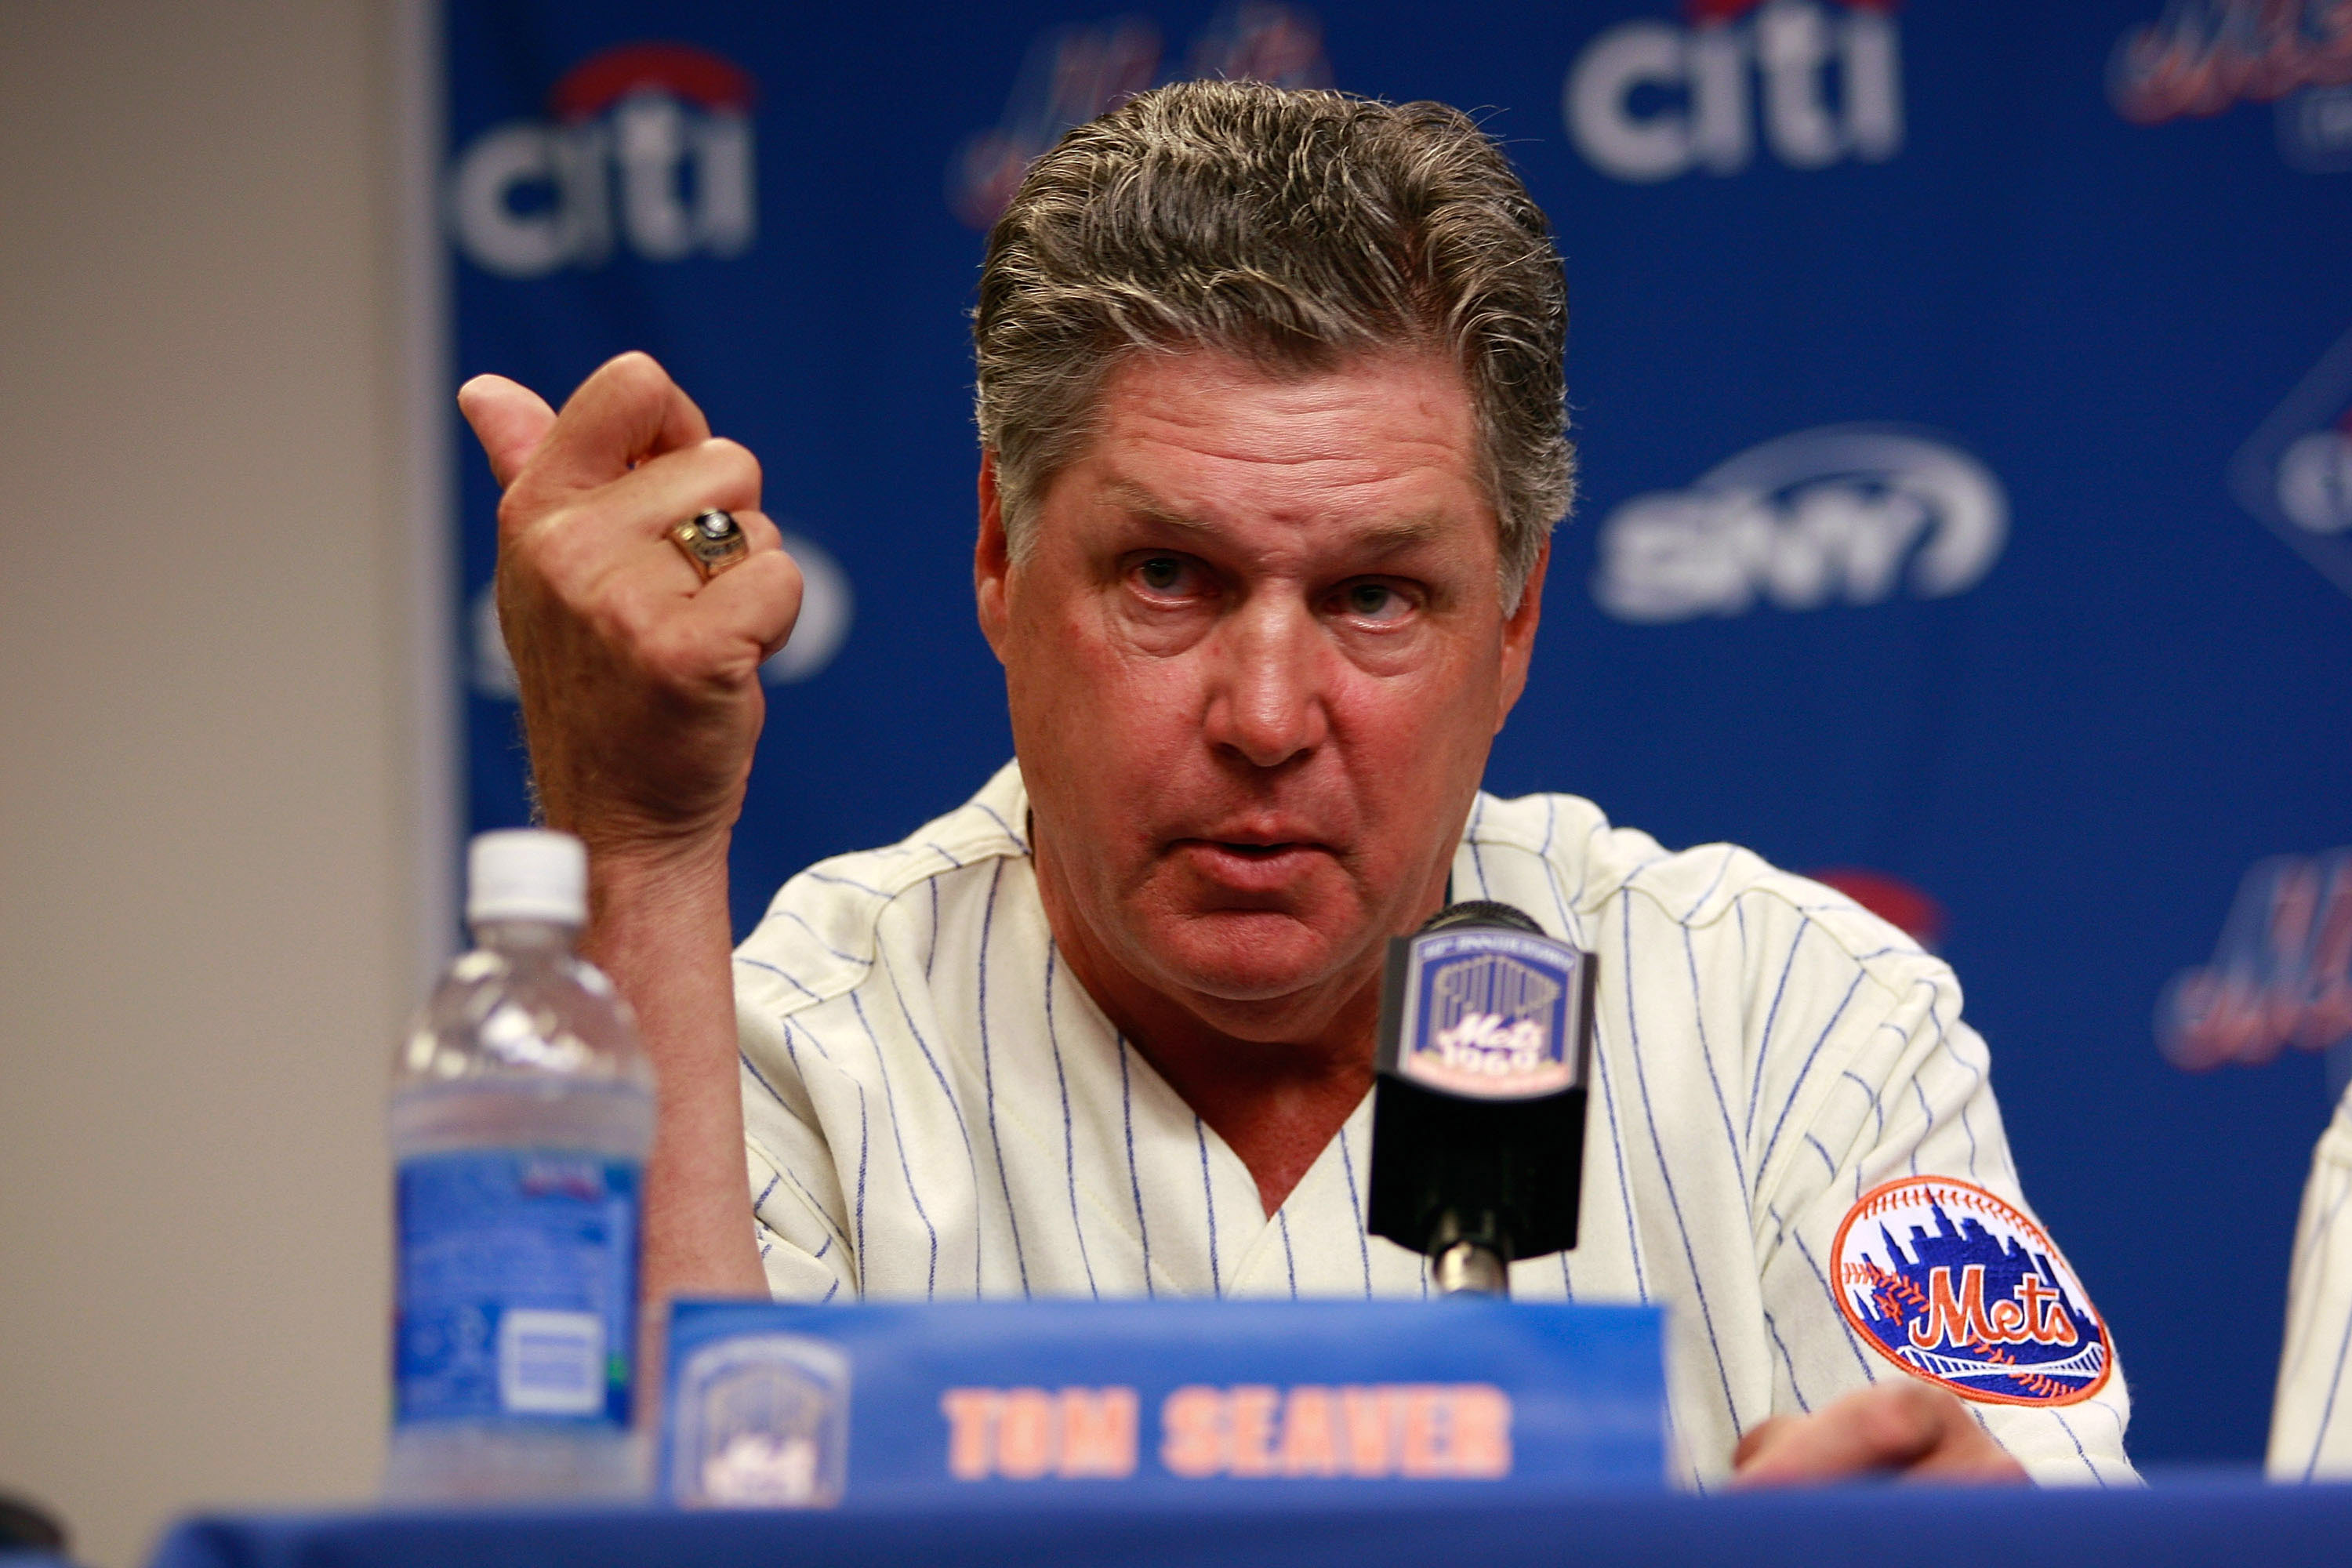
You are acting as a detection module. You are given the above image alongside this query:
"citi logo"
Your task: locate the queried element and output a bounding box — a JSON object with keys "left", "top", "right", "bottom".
{"left": 1591, "top": 425, "right": 2006, "bottom": 623}
{"left": 1564, "top": 0, "right": 1902, "bottom": 184}
{"left": 449, "top": 42, "right": 756, "bottom": 279}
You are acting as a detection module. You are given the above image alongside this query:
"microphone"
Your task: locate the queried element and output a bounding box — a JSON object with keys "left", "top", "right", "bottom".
{"left": 1367, "top": 901, "right": 1595, "bottom": 1296}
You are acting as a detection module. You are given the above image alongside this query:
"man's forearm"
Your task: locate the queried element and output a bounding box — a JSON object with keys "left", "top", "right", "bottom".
{"left": 583, "top": 839, "right": 768, "bottom": 1306}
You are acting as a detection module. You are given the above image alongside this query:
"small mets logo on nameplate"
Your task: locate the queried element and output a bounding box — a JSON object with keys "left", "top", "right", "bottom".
{"left": 668, "top": 1334, "right": 850, "bottom": 1508}
{"left": 1398, "top": 931, "right": 1585, "bottom": 1099}
{"left": 1831, "top": 1178, "right": 2111, "bottom": 1407}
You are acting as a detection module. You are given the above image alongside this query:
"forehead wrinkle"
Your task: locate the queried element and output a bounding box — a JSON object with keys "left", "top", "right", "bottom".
{"left": 1098, "top": 477, "right": 1453, "bottom": 560}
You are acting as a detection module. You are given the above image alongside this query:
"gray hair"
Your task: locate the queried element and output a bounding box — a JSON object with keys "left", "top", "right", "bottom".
{"left": 972, "top": 79, "right": 1573, "bottom": 608}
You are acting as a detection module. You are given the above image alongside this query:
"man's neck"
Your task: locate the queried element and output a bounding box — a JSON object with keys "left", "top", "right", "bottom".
{"left": 1030, "top": 837, "right": 1392, "bottom": 1218}
{"left": 1079, "top": 959, "right": 1381, "bottom": 1218}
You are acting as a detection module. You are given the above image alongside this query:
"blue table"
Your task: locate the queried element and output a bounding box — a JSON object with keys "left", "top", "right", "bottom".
{"left": 150, "top": 1481, "right": 2352, "bottom": 1568}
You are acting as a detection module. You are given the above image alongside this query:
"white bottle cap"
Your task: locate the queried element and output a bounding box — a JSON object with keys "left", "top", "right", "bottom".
{"left": 467, "top": 829, "right": 588, "bottom": 926}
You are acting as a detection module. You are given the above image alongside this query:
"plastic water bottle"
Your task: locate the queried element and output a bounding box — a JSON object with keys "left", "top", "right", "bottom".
{"left": 384, "top": 829, "right": 655, "bottom": 1503}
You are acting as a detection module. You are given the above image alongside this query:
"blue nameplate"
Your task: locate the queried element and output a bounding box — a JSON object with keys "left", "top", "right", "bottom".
{"left": 660, "top": 1298, "right": 1664, "bottom": 1508}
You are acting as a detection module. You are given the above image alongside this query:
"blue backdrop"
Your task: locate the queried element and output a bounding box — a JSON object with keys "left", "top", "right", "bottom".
{"left": 442, "top": 0, "right": 2352, "bottom": 1466}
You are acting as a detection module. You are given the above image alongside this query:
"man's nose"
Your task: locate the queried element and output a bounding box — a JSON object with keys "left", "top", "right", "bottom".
{"left": 1202, "top": 598, "right": 1330, "bottom": 769}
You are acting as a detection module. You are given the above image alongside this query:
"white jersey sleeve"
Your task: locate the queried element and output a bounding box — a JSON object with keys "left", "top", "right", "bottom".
{"left": 1727, "top": 881, "right": 2136, "bottom": 1486}
{"left": 2270, "top": 1082, "right": 2352, "bottom": 1478}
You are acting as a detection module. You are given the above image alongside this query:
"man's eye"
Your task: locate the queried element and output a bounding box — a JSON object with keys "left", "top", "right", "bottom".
{"left": 1135, "top": 556, "right": 1191, "bottom": 594}
{"left": 1338, "top": 581, "right": 1412, "bottom": 622}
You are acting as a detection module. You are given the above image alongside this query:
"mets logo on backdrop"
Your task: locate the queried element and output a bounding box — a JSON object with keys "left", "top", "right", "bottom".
{"left": 2157, "top": 848, "right": 2352, "bottom": 1071}
{"left": 948, "top": 5, "right": 1332, "bottom": 230}
{"left": 2107, "top": 2, "right": 2352, "bottom": 172}
{"left": 1831, "top": 1178, "right": 2111, "bottom": 1406}
{"left": 1394, "top": 931, "right": 1588, "bottom": 1098}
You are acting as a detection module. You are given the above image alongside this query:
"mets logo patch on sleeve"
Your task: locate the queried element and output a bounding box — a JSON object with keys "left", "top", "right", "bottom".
{"left": 1830, "top": 1177, "right": 2112, "bottom": 1406}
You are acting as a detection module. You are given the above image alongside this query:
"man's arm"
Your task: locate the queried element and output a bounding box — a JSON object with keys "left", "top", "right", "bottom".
{"left": 459, "top": 353, "right": 797, "bottom": 1308}
{"left": 2269, "top": 1081, "right": 2352, "bottom": 1479}
{"left": 1730, "top": 899, "right": 2129, "bottom": 1486}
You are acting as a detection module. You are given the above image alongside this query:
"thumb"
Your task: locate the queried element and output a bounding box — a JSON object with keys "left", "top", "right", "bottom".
{"left": 457, "top": 374, "right": 559, "bottom": 490}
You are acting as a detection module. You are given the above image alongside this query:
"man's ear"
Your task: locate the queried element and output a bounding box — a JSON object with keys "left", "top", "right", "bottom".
{"left": 975, "top": 450, "right": 1011, "bottom": 663}
{"left": 1494, "top": 536, "right": 1549, "bottom": 734}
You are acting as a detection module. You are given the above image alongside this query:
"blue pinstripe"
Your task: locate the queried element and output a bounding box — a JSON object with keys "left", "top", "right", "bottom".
{"left": 740, "top": 1050, "right": 794, "bottom": 1115}
{"left": 1775, "top": 1204, "right": 1878, "bottom": 1381}
{"left": 2300, "top": 1181, "right": 2352, "bottom": 1478}
{"left": 1338, "top": 1129, "right": 1372, "bottom": 1298}
{"left": 972, "top": 801, "right": 1028, "bottom": 854}
{"left": 1907, "top": 1077, "right": 1935, "bottom": 1176}
{"left": 804, "top": 869, "right": 890, "bottom": 898}
{"left": 1117, "top": 1036, "right": 1156, "bottom": 1298}
{"left": 779, "top": 909, "right": 862, "bottom": 966}
{"left": 850, "top": 990, "right": 938, "bottom": 1298}
{"left": 1045, "top": 944, "right": 1100, "bottom": 1299}
{"left": 850, "top": 1079, "right": 870, "bottom": 1291}
{"left": 925, "top": 878, "right": 939, "bottom": 980}
{"left": 1745, "top": 916, "right": 1814, "bottom": 1142}
{"left": 880, "top": 946, "right": 982, "bottom": 1294}
{"left": 1681, "top": 926, "right": 1749, "bottom": 1199}
{"left": 1926, "top": 1003, "right": 1981, "bottom": 1179}
{"left": 776, "top": 1160, "right": 849, "bottom": 1250}
{"left": 1840, "top": 1069, "right": 1886, "bottom": 1145}
{"left": 737, "top": 953, "right": 822, "bottom": 1004}
{"left": 1278, "top": 1210, "right": 1298, "bottom": 1299}
{"left": 1760, "top": 1306, "right": 1813, "bottom": 1414}
{"left": 1755, "top": 966, "right": 1866, "bottom": 1185}
{"left": 975, "top": 862, "right": 1031, "bottom": 1296}
{"left": 1682, "top": 846, "right": 1738, "bottom": 922}
{"left": 2049, "top": 1409, "right": 2105, "bottom": 1486}
{"left": 1195, "top": 1116, "right": 1221, "bottom": 1297}
{"left": 1621, "top": 896, "right": 1741, "bottom": 1429}
{"left": 1540, "top": 856, "right": 1645, "bottom": 1298}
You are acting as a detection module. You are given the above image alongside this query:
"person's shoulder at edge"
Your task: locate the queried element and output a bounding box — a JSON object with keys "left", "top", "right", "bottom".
{"left": 731, "top": 760, "right": 1035, "bottom": 1020}
{"left": 1463, "top": 786, "right": 1940, "bottom": 979}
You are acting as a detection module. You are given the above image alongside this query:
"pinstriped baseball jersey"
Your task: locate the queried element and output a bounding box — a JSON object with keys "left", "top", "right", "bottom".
{"left": 734, "top": 760, "right": 2136, "bottom": 1486}
{"left": 2270, "top": 1083, "right": 2352, "bottom": 1478}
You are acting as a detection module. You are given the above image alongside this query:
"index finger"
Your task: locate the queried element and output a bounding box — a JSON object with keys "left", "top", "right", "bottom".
{"left": 515, "top": 350, "right": 713, "bottom": 504}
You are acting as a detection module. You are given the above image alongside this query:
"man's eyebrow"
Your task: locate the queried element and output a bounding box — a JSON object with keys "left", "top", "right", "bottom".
{"left": 1101, "top": 481, "right": 1203, "bottom": 533}
{"left": 1100, "top": 481, "right": 1452, "bottom": 554}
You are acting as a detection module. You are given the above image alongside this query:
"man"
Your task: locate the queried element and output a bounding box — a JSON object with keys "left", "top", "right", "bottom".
{"left": 459, "top": 81, "right": 2131, "bottom": 1486}
{"left": 2271, "top": 1081, "right": 2352, "bottom": 1478}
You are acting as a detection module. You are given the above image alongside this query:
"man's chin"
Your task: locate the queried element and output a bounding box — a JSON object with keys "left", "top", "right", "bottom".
{"left": 1142, "top": 909, "right": 1369, "bottom": 1016}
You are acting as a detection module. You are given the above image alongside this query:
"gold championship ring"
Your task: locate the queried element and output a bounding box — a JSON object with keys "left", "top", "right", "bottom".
{"left": 670, "top": 509, "right": 750, "bottom": 581}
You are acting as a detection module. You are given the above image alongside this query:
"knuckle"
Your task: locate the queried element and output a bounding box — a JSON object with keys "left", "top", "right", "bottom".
{"left": 494, "top": 488, "right": 537, "bottom": 537}
{"left": 1870, "top": 1381, "right": 1944, "bottom": 1444}
{"left": 701, "top": 437, "right": 762, "bottom": 495}
{"left": 602, "top": 349, "right": 667, "bottom": 396}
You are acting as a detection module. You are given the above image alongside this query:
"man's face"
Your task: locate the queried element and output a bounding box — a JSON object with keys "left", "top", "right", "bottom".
{"left": 976, "top": 347, "right": 1546, "bottom": 1043}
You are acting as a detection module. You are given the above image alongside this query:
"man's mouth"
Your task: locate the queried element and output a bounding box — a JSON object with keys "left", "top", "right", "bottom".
{"left": 1170, "top": 837, "right": 1334, "bottom": 895}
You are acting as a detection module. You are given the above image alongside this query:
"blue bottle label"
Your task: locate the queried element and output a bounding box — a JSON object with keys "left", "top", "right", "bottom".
{"left": 394, "top": 1150, "right": 640, "bottom": 1427}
